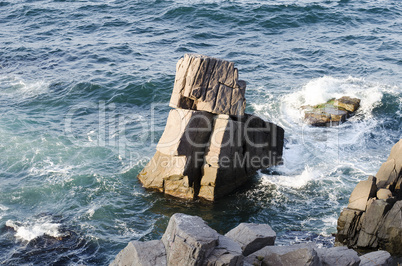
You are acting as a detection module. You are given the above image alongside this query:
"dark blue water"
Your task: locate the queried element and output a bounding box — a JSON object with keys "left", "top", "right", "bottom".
{"left": 0, "top": 0, "right": 401, "bottom": 264}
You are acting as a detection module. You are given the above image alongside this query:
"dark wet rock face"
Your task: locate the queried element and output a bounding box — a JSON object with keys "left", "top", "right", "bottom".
{"left": 303, "top": 96, "right": 360, "bottom": 127}
{"left": 336, "top": 139, "right": 402, "bottom": 256}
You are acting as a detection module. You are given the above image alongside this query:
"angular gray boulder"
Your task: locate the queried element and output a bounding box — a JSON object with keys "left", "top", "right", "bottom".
{"left": 205, "top": 235, "right": 244, "bottom": 266}
{"left": 110, "top": 240, "right": 166, "bottom": 266}
{"left": 347, "top": 175, "right": 377, "bottom": 211}
{"left": 244, "top": 243, "right": 320, "bottom": 266}
{"left": 225, "top": 223, "right": 276, "bottom": 256}
{"left": 359, "top": 250, "right": 392, "bottom": 266}
{"left": 303, "top": 97, "right": 360, "bottom": 127}
{"left": 162, "top": 213, "right": 220, "bottom": 266}
{"left": 315, "top": 246, "right": 360, "bottom": 266}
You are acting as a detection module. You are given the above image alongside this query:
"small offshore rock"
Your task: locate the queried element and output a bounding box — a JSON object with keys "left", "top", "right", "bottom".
{"left": 303, "top": 96, "right": 360, "bottom": 127}
{"left": 225, "top": 223, "right": 276, "bottom": 256}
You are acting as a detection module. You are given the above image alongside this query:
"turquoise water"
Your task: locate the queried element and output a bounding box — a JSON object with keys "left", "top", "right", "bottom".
{"left": 0, "top": 0, "right": 401, "bottom": 264}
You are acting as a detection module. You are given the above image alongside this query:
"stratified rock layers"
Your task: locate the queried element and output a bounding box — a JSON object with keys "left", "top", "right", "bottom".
{"left": 336, "top": 139, "right": 402, "bottom": 256}
{"left": 170, "top": 54, "right": 246, "bottom": 116}
{"left": 138, "top": 54, "right": 284, "bottom": 201}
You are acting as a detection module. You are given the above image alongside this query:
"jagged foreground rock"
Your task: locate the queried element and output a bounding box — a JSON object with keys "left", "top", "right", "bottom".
{"left": 336, "top": 139, "right": 402, "bottom": 256}
{"left": 111, "top": 213, "right": 395, "bottom": 266}
{"left": 138, "top": 54, "right": 284, "bottom": 201}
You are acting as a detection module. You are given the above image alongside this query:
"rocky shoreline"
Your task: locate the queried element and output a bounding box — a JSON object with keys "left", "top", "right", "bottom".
{"left": 111, "top": 139, "right": 402, "bottom": 265}
{"left": 336, "top": 139, "right": 402, "bottom": 256}
{"left": 113, "top": 55, "right": 401, "bottom": 265}
{"left": 110, "top": 213, "right": 398, "bottom": 266}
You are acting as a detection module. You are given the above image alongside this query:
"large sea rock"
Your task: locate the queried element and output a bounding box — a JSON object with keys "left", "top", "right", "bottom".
{"left": 336, "top": 139, "right": 402, "bottom": 256}
{"left": 138, "top": 54, "right": 284, "bottom": 201}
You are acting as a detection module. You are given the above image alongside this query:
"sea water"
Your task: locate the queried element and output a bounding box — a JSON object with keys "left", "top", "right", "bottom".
{"left": 0, "top": 0, "right": 401, "bottom": 264}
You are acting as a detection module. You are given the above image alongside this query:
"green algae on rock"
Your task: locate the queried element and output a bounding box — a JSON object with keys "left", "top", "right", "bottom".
{"left": 303, "top": 96, "right": 361, "bottom": 127}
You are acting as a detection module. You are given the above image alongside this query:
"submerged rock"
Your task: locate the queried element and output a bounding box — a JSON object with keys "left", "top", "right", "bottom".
{"left": 303, "top": 97, "right": 360, "bottom": 127}
{"left": 336, "top": 139, "right": 402, "bottom": 256}
{"left": 137, "top": 54, "right": 284, "bottom": 201}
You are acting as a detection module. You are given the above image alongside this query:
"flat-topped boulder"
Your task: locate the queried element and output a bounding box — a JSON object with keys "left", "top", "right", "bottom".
{"left": 137, "top": 55, "right": 284, "bottom": 201}
{"left": 334, "top": 96, "right": 360, "bottom": 113}
{"left": 303, "top": 96, "right": 360, "bottom": 127}
{"left": 225, "top": 223, "right": 276, "bottom": 256}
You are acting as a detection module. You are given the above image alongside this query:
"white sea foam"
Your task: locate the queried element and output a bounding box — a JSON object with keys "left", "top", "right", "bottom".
{"left": 247, "top": 76, "right": 401, "bottom": 238}
{"left": 261, "top": 166, "right": 319, "bottom": 189}
{"left": 252, "top": 75, "right": 399, "bottom": 173}
{"left": 0, "top": 204, "right": 8, "bottom": 220}
{"left": 281, "top": 76, "right": 386, "bottom": 123}
{"left": 28, "top": 158, "right": 74, "bottom": 185}
{"left": 6, "top": 217, "right": 66, "bottom": 242}
{"left": 0, "top": 204, "right": 9, "bottom": 211}
{"left": 0, "top": 76, "right": 49, "bottom": 99}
